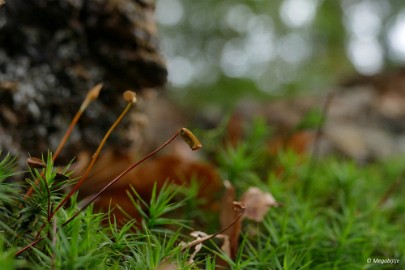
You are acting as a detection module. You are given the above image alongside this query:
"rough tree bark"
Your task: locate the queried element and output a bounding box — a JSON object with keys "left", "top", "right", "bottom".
{"left": 0, "top": 0, "right": 167, "bottom": 163}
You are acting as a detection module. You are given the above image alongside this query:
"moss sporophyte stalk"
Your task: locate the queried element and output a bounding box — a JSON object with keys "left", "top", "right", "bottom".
{"left": 16, "top": 85, "right": 205, "bottom": 256}
{"left": 24, "top": 84, "right": 103, "bottom": 199}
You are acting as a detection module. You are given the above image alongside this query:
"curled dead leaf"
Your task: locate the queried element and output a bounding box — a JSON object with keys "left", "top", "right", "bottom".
{"left": 188, "top": 231, "right": 206, "bottom": 264}
{"left": 215, "top": 234, "right": 231, "bottom": 258}
{"left": 180, "top": 231, "right": 231, "bottom": 264}
{"left": 241, "top": 187, "right": 278, "bottom": 222}
{"left": 220, "top": 181, "right": 279, "bottom": 260}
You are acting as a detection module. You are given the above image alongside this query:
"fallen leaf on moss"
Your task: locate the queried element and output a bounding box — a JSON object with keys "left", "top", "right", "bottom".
{"left": 241, "top": 187, "right": 279, "bottom": 222}
{"left": 71, "top": 149, "right": 222, "bottom": 222}
{"left": 267, "top": 130, "right": 315, "bottom": 156}
{"left": 220, "top": 181, "right": 279, "bottom": 258}
{"left": 179, "top": 199, "right": 244, "bottom": 265}
{"left": 180, "top": 231, "right": 231, "bottom": 264}
{"left": 187, "top": 231, "right": 205, "bottom": 264}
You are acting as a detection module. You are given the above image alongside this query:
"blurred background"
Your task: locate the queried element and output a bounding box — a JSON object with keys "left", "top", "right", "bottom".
{"left": 2, "top": 0, "right": 405, "bottom": 163}
{"left": 155, "top": 0, "right": 405, "bottom": 106}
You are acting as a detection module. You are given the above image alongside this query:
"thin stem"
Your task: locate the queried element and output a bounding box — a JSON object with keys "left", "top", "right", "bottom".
{"left": 44, "top": 176, "right": 52, "bottom": 222}
{"left": 303, "top": 92, "right": 334, "bottom": 194}
{"left": 53, "top": 110, "right": 83, "bottom": 162}
{"left": 15, "top": 237, "right": 44, "bottom": 256}
{"left": 64, "top": 129, "right": 181, "bottom": 225}
{"left": 51, "top": 102, "right": 133, "bottom": 219}
{"left": 32, "top": 100, "right": 133, "bottom": 241}
{"left": 181, "top": 204, "right": 246, "bottom": 250}
{"left": 16, "top": 128, "right": 181, "bottom": 256}
{"left": 50, "top": 217, "right": 57, "bottom": 270}
{"left": 24, "top": 83, "right": 102, "bottom": 199}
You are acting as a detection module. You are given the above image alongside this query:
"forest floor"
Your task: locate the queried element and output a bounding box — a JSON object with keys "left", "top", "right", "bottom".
{"left": 1, "top": 87, "right": 405, "bottom": 269}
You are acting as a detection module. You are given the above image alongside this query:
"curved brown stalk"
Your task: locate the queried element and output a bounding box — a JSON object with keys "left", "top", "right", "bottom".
{"left": 24, "top": 84, "right": 102, "bottom": 199}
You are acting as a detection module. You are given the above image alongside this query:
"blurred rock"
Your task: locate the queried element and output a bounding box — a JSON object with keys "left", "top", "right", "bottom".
{"left": 211, "top": 69, "right": 405, "bottom": 163}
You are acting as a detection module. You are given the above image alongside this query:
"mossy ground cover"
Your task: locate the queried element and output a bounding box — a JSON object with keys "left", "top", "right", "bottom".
{"left": 0, "top": 120, "right": 404, "bottom": 269}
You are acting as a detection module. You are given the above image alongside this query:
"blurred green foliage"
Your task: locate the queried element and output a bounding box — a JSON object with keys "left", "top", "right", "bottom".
{"left": 156, "top": 0, "right": 405, "bottom": 105}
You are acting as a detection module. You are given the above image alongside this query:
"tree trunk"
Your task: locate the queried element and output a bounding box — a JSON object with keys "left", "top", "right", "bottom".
{"left": 0, "top": 0, "right": 167, "bottom": 163}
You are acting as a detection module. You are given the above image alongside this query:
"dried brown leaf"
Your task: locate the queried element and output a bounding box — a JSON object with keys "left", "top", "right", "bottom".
{"left": 188, "top": 231, "right": 206, "bottom": 264}
{"left": 215, "top": 234, "right": 231, "bottom": 258}
{"left": 219, "top": 180, "right": 236, "bottom": 231}
{"left": 219, "top": 182, "right": 279, "bottom": 261}
{"left": 71, "top": 150, "right": 222, "bottom": 223}
{"left": 241, "top": 187, "right": 278, "bottom": 222}
{"left": 267, "top": 130, "right": 315, "bottom": 156}
{"left": 180, "top": 231, "right": 231, "bottom": 264}
{"left": 219, "top": 180, "right": 241, "bottom": 259}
